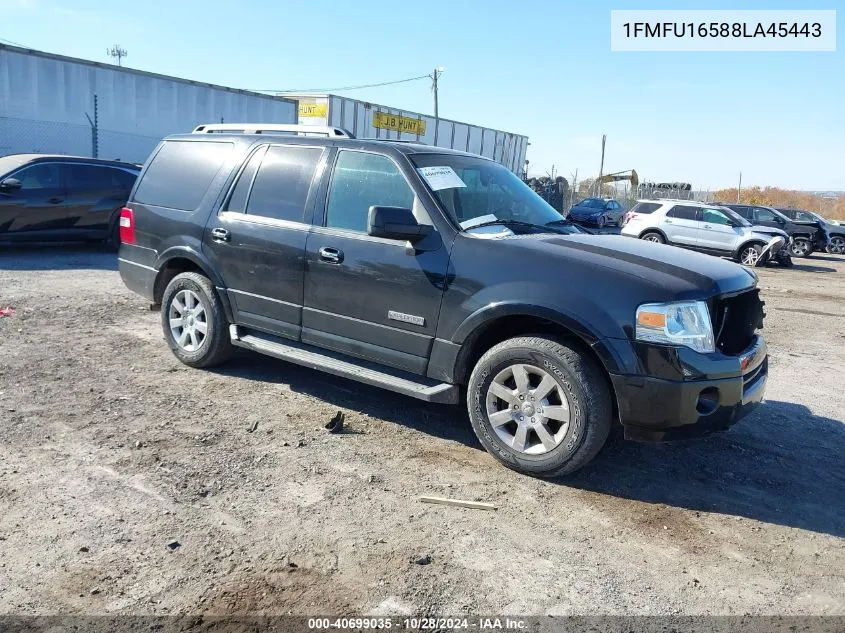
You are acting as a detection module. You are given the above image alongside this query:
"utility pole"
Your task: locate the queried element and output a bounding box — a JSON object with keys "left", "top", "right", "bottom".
{"left": 432, "top": 66, "right": 444, "bottom": 144}
{"left": 737, "top": 171, "right": 742, "bottom": 203}
{"left": 596, "top": 134, "right": 607, "bottom": 197}
{"left": 107, "top": 45, "right": 128, "bottom": 67}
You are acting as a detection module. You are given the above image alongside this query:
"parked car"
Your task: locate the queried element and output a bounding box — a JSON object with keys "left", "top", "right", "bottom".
{"left": 567, "top": 197, "right": 626, "bottom": 228}
{"left": 719, "top": 203, "right": 823, "bottom": 258}
{"left": 777, "top": 208, "right": 845, "bottom": 255}
{"left": 118, "top": 124, "right": 768, "bottom": 478}
{"left": 0, "top": 154, "right": 140, "bottom": 248}
{"left": 621, "top": 199, "right": 792, "bottom": 267}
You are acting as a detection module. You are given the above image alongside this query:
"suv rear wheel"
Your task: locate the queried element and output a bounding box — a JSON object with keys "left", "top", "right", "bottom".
{"left": 826, "top": 235, "right": 844, "bottom": 255}
{"left": 467, "top": 335, "right": 612, "bottom": 478}
{"left": 790, "top": 237, "right": 813, "bottom": 258}
{"left": 161, "top": 272, "right": 234, "bottom": 368}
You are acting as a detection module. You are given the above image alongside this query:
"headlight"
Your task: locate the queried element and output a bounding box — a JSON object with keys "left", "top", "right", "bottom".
{"left": 635, "top": 301, "right": 715, "bottom": 353}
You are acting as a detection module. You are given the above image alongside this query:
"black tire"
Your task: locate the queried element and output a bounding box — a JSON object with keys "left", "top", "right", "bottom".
{"left": 103, "top": 211, "right": 122, "bottom": 251}
{"left": 790, "top": 237, "right": 812, "bottom": 258}
{"left": 160, "top": 272, "right": 234, "bottom": 368}
{"left": 640, "top": 231, "right": 665, "bottom": 244}
{"left": 466, "top": 335, "right": 612, "bottom": 478}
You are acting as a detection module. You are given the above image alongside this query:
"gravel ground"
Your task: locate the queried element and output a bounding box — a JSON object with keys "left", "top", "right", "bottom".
{"left": 0, "top": 245, "right": 843, "bottom": 617}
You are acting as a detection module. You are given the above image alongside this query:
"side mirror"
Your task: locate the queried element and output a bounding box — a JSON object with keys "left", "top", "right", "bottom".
{"left": 367, "top": 206, "right": 432, "bottom": 242}
{"left": 0, "top": 177, "right": 22, "bottom": 191}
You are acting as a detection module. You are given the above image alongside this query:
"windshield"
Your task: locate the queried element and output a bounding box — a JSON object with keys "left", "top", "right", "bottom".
{"left": 717, "top": 206, "right": 751, "bottom": 227}
{"left": 410, "top": 154, "right": 566, "bottom": 230}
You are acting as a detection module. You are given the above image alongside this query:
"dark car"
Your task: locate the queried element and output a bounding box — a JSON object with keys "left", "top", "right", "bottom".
{"left": 118, "top": 124, "right": 767, "bottom": 478}
{"left": 0, "top": 154, "right": 140, "bottom": 247}
{"left": 567, "top": 197, "right": 626, "bottom": 228}
{"left": 777, "top": 208, "right": 845, "bottom": 255}
{"left": 720, "top": 203, "right": 823, "bottom": 258}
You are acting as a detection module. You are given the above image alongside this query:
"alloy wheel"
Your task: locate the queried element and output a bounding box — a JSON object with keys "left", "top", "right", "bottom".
{"left": 485, "top": 363, "right": 571, "bottom": 455}
{"left": 168, "top": 289, "right": 208, "bottom": 352}
{"left": 740, "top": 247, "right": 761, "bottom": 266}
{"left": 829, "top": 236, "right": 845, "bottom": 255}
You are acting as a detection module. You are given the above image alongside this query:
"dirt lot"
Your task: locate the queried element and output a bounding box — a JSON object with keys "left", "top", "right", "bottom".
{"left": 0, "top": 245, "right": 843, "bottom": 617}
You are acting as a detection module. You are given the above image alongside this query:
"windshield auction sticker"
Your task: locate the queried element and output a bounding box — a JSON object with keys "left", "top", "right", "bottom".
{"left": 610, "top": 10, "right": 836, "bottom": 51}
{"left": 417, "top": 166, "right": 467, "bottom": 191}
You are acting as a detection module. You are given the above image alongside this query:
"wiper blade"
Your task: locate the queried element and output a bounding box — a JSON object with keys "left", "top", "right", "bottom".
{"left": 464, "top": 219, "right": 548, "bottom": 231}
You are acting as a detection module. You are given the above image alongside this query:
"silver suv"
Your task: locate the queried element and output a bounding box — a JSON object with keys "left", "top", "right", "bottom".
{"left": 621, "top": 199, "right": 792, "bottom": 267}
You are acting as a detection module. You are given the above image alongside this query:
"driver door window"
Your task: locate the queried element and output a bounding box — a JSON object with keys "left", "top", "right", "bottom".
{"left": 753, "top": 208, "right": 777, "bottom": 223}
{"left": 702, "top": 208, "right": 732, "bottom": 225}
{"left": 325, "top": 151, "right": 414, "bottom": 233}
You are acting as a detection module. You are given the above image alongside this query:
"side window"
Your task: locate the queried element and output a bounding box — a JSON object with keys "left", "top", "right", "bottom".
{"left": 224, "top": 146, "right": 267, "bottom": 213}
{"left": 134, "top": 140, "right": 234, "bottom": 211}
{"left": 666, "top": 205, "right": 699, "bottom": 221}
{"left": 15, "top": 163, "right": 62, "bottom": 190}
{"left": 108, "top": 168, "right": 139, "bottom": 191}
{"left": 702, "top": 208, "right": 731, "bottom": 225}
{"left": 630, "top": 202, "right": 661, "bottom": 214}
{"left": 244, "top": 145, "right": 322, "bottom": 222}
{"left": 753, "top": 208, "right": 776, "bottom": 222}
{"left": 325, "top": 151, "right": 414, "bottom": 233}
{"left": 67, "top": 164, "right": 108, "bottom": 190}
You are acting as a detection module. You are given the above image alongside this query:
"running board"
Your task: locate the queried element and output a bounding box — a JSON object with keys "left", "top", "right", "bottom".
{"left": 229, "top": 326, "right": 459, "bottom": 404}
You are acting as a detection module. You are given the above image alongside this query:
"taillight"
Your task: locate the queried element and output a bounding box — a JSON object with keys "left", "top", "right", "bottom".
{"left": 119, "top": 207, "right": 135, "bottom": 244}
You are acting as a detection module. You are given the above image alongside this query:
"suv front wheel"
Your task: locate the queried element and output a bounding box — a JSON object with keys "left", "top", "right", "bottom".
{"left": 467, "top": 335, "right": 612, "bottom": 478}
{"left": 161, "top": 272, "right": 235, "bottom": 368}
{"left": 790, "top": 237, "right": 813, "bottom": 258}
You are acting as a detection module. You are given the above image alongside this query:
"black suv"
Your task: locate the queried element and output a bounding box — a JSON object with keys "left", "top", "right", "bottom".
{"left": 777, "top": 208, "right": 844, "bottom": 255}
{"left": 720, "top": 203, "right": 823, "bottom": 258}
{"left": 0, "top": 154, "right": 140, "bottom": 247}
{"left": 118, "top": 125, "right": 768, "bottom": 477}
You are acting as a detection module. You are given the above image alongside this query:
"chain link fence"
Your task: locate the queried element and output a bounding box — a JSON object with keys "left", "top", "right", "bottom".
{"left": 0, "top": 115, "right": 161, "bottom": 164}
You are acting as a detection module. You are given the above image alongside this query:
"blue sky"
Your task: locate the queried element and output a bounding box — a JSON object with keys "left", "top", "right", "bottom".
{"left": 1, "top": 0, "right": 842, "bottom": 190}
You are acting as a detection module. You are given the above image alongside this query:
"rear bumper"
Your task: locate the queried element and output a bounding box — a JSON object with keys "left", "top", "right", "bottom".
{"left": 118, "top": 257, "right": 156, "bottom": 302}
{"left": 611, "top": 335, "right": 767, "bottom": 442}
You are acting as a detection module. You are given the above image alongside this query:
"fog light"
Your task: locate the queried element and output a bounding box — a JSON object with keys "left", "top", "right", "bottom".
{"left": 696, "top": 387, "right": 719, "bottom": 415}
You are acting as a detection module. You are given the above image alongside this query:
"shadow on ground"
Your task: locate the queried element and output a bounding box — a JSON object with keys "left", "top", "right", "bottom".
{"left": 215, "top": 352, "right": 845, "bottom": 538}
{"left": 568, "top": 400, "right": 845, "bottom": 538}
{"left": 0, "top": 244, "right": 117, "bottom": 271}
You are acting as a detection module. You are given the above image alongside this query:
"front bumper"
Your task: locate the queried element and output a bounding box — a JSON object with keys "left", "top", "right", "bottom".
{"left": 610, "top": 335, "right": 767, "bottom": 441}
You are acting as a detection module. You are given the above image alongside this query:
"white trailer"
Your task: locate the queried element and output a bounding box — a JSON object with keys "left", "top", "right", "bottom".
{"left": 281, "top": 93, "right": 528, "bottom": 175}
{"left": 0, "top": 44, "right": 298, "bottom": 164}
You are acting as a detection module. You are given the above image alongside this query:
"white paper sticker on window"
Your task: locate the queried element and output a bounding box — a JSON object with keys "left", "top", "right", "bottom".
{"left": 417, "top": 166, "right": 467, "bottom": 191}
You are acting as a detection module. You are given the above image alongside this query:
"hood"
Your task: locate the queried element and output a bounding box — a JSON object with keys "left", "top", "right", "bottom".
{"left": 750, "top": 225, "right": 789, "bottom": 238}
{"left": 504, "top": 233, "right": 757, "bottom": 299}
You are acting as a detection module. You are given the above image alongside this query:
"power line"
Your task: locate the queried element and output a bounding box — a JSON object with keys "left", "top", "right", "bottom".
{"left": 0, "top": 36, "right": 30, "bottom": 48}
{"left": 249, "top": 73, "right": 432, "bottom": 94}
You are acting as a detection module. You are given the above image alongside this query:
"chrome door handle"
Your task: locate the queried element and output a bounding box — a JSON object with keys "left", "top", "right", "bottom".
{"left": 211, "top": 227, "right": 230, "bottom": 242}
{"left": 319, "top": 247, "right": 343, "bottom": 263}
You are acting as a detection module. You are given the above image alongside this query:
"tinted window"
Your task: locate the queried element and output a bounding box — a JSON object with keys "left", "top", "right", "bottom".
{"left": 109, "top": 168, "right": 138, "bottom": 190}
{"left": 702, "top": 208, "right": 732, "bottom": 225}
{"left": 67, "top": 164, "right": 110, "bottom": 190}
{"left": 667, "top": 205, "right": 699, "bottom": 221}
{"left": 326, "top": 151, "right": 414, "bottom": 233}
{"left": 245, "top": 145, "right": 322, "bottom": 222}
{"left": 134, "top": 140, "right": 233, "bottom": 211}
{"left": 630, "top": 202, "right": 661, "bottom": 214}
{"left": 15, "top": 163, "right": 62, "bottom": 190}
{"left": 731, "top": 206, "right": 752, "bottom": 219}
{"left": 225, "top": 147, "right": 266, "bottom": 213}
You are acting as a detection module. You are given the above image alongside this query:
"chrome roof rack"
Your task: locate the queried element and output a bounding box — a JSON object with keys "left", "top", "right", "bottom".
{"left": 191, "top": 123, "right": 354, "bottom": 138}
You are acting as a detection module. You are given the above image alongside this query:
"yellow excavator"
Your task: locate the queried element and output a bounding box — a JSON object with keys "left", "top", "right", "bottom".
{"left": 599, "top": 169, "right": 639, "bottom": 188}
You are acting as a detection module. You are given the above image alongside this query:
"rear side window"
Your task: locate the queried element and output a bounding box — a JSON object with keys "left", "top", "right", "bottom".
{"left": 667, "top": 205, "right": 699, "bottom": 221}
{"left": 245, "top": 145, "right": 322, "bottom": 222}
{"left": 225, "top": 147, "right": 267, "bottom": 213}
{"left": 110, "top": 168, "right": 139, "bottom": 190}
{"left": 134, "top": 140, "right": 233, "bottom": 211}
{"left": 630, "top": 202, "right": 661, "bottom": 214}
{"left": 67, "top": 164, "right": 108, "bottom": 189}
{"left": 325, "top": 151, "right": 415, "bottom": 233}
